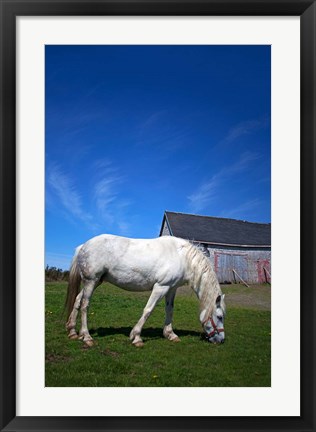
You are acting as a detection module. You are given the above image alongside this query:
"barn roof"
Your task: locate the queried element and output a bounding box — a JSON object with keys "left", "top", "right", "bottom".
{"left": 160, "top": 211, "right": 271, "bottom": 248}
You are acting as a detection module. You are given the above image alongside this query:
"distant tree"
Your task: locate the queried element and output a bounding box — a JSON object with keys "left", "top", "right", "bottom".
{"left": 45, "top": 265, "right": 69, "bottom": 282}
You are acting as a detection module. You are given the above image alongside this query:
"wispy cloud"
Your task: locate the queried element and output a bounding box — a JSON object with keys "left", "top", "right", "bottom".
{"left": 117, "top": 221, "right": 131, "bottom": 235}
{"left": 187, "top": 177, "right": 219, "bottom": 214}
{"left": 187, "top": 152, "right": 261, "bottom": 213}
{"left": 135, "top": 110, "right": 190, "bottom": 156}
{"left": 140, "top": 111, "right": 167, "bottom": 133}
{"left": 220, "top": 117, "right": 269, "bottom": 147}
{"left": 47, "top": 159, "right": 135, "bottom": 235}
{"left": 225, "top": 151, "right": 260, "bottom": 176}
{"left": 94, "top": 176, "right": 123, "bottom": 220}
{"left": 47, "top": 163, "right": 97, "bottom": 230}
{"left": 45, "top": 252, "right": 73, "bottom": 270}
{"left": 93, "top": 158, "right": 114, "bottom": 171}
{"left": 220, "top": 198, "right": 262, "bottom": 220}
{"left": 93, "top": 161, "right": 132, "bottom": 233}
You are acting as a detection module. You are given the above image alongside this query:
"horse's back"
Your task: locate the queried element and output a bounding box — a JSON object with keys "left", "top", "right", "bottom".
{"left": 77, "top": 234, "right": 189, "bottom": 290}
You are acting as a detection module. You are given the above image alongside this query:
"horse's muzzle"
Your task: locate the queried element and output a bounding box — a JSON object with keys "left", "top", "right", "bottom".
{"left": 206, "top": 333, "right": 225, "bottom": 344}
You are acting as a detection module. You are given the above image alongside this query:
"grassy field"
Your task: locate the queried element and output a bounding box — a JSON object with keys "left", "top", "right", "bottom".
{"left": 45, "top": 282, "right": 271, "bottom": 387}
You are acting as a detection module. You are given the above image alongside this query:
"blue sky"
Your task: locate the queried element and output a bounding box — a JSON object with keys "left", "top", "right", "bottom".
{"left": 45, "top": 45, "right": 271, "bottom": 269}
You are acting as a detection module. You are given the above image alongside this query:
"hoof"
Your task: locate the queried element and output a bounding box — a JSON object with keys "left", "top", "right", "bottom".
{"left": 83, "top": 339, "right": 94, "bottom": 347}
{"left": 171, "top": 337, "right": 181, "bottom": 343}
{"left": 69, "top": 333, "right": 79, "bottom": 340}
{"left": 133, "top": 341, "right": 144, "bottom": 348}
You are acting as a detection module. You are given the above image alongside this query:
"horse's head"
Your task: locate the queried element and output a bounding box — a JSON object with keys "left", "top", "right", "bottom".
{"left": 201, "top": 294, "right": 226, "bottom": 344}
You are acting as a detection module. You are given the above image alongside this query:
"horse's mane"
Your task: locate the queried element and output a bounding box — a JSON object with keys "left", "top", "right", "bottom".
{"left": 184, "top": 242, "right": 224, "bottom": 317}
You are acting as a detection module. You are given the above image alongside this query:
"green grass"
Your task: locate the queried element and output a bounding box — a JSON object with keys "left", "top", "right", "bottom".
{"left": 45, "top": 282, "right": 271, "bottom": 387}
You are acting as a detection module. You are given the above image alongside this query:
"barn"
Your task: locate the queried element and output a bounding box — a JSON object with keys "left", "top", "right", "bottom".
{"left": 159, "top": 211, "right": 271, "bottom": 284}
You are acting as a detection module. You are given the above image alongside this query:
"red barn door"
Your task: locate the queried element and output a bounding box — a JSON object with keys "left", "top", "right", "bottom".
{"left": 257, "top": 259, "right": 271, "bottom": 283}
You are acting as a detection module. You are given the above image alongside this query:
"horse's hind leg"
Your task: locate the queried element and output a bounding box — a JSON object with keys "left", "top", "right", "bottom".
{"left": 78, "top": 279, "right": 100, "bottom": 347}
{"left": 163, "top": 287, "right": 180, "bottom": 342}
{"left": 66, "top": 290, "right": 84, "bottom": 339}
{"left": 129, "top": 283, "right": 169, "bottom": 347}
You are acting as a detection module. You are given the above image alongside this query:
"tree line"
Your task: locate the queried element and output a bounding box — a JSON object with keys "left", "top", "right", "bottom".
{"left": 45, "top": 265, "right": 69, "bottom": 282}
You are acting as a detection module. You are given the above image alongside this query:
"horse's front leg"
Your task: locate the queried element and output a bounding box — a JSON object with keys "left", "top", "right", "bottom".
{"left": 129, "top": 284, "right": 169, "bottom": 347}
{"left": 163, "top": 287, "right": 180, "bottom": 342}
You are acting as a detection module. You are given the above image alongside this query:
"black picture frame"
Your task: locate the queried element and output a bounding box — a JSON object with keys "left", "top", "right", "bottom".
{"left": 1, "top": 1, "right": 315, "bottom": 431}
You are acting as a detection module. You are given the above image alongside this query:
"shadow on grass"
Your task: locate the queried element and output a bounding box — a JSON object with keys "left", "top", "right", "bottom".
{"left": 90, "top": 326, "right": 202, "bottom": 340}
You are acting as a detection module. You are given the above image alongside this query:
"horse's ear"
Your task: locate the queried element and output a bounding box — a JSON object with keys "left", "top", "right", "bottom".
{"left": 216, "top": 295, "right": 221, "bottom": 307}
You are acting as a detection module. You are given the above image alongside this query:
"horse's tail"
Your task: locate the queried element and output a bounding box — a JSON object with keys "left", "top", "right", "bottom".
{"left": 65, "top": 246, "right": 82, "bottom": 318}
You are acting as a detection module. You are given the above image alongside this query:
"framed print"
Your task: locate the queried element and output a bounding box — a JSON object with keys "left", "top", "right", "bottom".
{"left": 1, "top": 1, "right": 315, "bottom": 431}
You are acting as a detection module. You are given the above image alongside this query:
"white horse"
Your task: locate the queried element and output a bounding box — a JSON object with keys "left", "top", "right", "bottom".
{"left": 65, "top": 234, "right": 226, "bottom": 347}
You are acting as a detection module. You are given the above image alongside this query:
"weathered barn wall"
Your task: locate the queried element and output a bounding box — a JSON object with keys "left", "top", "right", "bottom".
{"left": 161, "top": 220, "right": 171, "bottom": 236}
{"left": 204, "top": 245, "right": 271, "bottom": 284}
